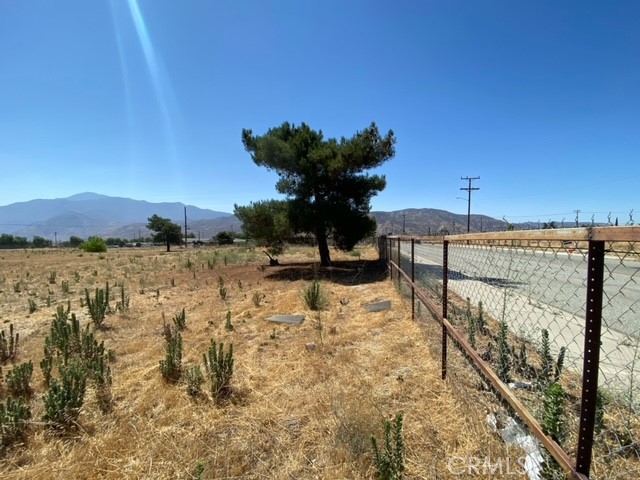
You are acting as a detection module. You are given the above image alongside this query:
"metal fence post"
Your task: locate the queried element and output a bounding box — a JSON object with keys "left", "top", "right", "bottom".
{"left": 397, "top": 238, "right": 401, "bottom": 286}
{"left": 442, "top": 240, "right": 449, "bottom": 380}
{"left": 389, "top": 238, "right": 393, "bottom": 282}
{"left": 576, "top": 240, "right": 605, "bottom": 476}
{"left": 411, "top": 238, "right": 415, "bottom": 320}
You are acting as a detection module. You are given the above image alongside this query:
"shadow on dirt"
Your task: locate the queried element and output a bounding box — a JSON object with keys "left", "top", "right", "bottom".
{"left": 263, "top": 259, "right": 387, "bottom": 286}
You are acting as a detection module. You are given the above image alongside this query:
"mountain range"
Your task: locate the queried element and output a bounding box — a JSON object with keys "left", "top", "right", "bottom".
{"left": 0, "top": 193, "right": 237, "bottom": 241}
{"left": 0, "top": 193, "right": 507, "bottom": 242}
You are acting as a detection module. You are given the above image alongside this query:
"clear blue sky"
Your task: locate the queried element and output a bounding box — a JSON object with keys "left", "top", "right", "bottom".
{"left": 1, "top": 0, "right": 638, "bottom": 225}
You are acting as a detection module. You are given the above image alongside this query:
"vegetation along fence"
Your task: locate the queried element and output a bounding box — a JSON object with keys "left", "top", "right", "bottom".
{"left": 381, "top": 226, "right": 640, "bottom": 480}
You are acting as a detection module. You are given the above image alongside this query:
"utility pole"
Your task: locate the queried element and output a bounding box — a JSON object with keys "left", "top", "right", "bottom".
{"left": 402, "top": 213, "right": 406, "bottom": 234}
{"left": 184, "top": 206, "right": 188, "bottom": 248}
{"left": 460, "top": 176, "right": 480, "bottom": 233}
{"left": 574, "top": 209, "right": 580, "bottom": 227}
{"left": 54, "top": 232, "right": 57, "bottom": 247}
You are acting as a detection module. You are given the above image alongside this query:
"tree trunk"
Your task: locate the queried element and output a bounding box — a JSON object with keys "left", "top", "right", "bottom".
{"left": 316, "top": 226, "right": 331, "bottom": 266}
{"left": 166, "top": 239, "right": 171, "bottom": 252}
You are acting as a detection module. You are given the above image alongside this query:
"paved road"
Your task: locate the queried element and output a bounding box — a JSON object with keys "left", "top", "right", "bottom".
{"left": 397, "top": 242, "right": 640, "bottom": 395}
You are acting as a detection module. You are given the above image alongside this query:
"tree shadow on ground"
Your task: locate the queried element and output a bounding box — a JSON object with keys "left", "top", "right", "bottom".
{"left": 263, "top": 259, "right": 387, "bottom": 286}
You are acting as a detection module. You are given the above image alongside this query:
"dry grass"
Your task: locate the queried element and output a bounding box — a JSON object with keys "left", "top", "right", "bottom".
{"left": 0, "top": 245, "right": 514, "bottom": 479}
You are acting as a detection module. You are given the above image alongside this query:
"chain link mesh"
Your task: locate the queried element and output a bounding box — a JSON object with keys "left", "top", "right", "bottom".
{"left": 386, "top": 233, "right": 640, "bottom": 480}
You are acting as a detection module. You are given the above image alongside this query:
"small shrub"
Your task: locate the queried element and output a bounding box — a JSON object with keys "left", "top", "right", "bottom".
{"left": 541, "top": 383, "right": 566, "bottom": 480}
{"left": 85, "top": 282, "right": 110, "bottom": 328}
{"left": 0, "top": 323, "right": 19, "bottom": 363}
{"left": 465, "top": 298, "right": 476, "bottom": 348}
{"left": 159, "top": 333, "right": 182, "bottom": 383}
{"left": 0, "top": 396, "right": 31, "bottom": 447}
{"left": 6, "top": 361, "right": 34, "bottom": 397}
{"left": 252, "top": 292, "right": 265, "bottom": 307}
{"left": 80, "top": 236, "right": 107, "bottom": 253}
{"left": 162, "top": 322, "right": 175, "bottom": 343}
{"left": 185, "top": 364, "right": 204, "bottom": 397}
{"left": 115, "top": 284, "right": 129, "bottom": 312}
{"left": 42, "top": 361, "right": 88, "bottom": 431}
{"left": 218, "top": 276, "right": 227, "bottom": 300}
{"left": 28, "top": 298, "right": 37, "bottom": 314}
{"left": 61, "top": 280, "right": 70, "bottom": 294}
{"left": 554, "top": 346, "right": 566, "bottom": 383}
{"left": 370, "top": 412, "right": 405, "bottom": 480}
{"left": 49, "top": 271, "right": 57, "bottom": 284}
{"left": 224, "top": 311, "right": 233, "bottom": 331}
{"left": 92, "top": 355, "right": 113, "bottom": 413}
{"left": 13, "top": 282, "right": 21, "bottom": 293}
{"left": 173, "top": 308, "right": 186, "bottom": 331}
{"left": 539, "top": 329, "right": 554, "bottom": 388}
{"left": 496, "top": 319, "right": 511, "bottom": 383}
{"left": 304, "top": 280, "right": 327, "bottom": 311}
{"left": 203, "top": 339, "right": 234, "bottom": 398}
{"left": 477, "top": 301, "right": 486, "bottom": 334}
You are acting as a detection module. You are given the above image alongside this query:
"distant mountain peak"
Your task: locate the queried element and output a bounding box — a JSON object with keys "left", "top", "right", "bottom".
{"left": 0, "top": 193, "right": 233, "bottom": 239}
{"left": 66, "top": 192, "right": 109, "bottom": 201}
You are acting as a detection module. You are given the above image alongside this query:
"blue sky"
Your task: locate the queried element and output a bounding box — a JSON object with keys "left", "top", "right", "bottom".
{"left": 1, "top": 0, "right": 638, "bottom": 225}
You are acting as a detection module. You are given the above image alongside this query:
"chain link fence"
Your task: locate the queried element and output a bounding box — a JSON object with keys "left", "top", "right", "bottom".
{"left": 383, "top": 227, "right": 640, "bottom": 480}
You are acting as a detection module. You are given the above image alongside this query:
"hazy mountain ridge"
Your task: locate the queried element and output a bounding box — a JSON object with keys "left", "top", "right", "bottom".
{"left": 0, "top": 193, "right": 508, "bottom": 242}
{"left": 0, "top": 193, "right": 233, "bottom": 240}
{"left": 372, "top": 208, "right": 506, "bottom": 235}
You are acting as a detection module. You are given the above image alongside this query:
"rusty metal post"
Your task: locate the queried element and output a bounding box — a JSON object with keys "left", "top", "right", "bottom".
{"left": 442, "top": 240, "right": 449, "bottom": 380}
{"left": 397, "top": 238, "right": 401, "bottom": 287}
{"left": 389, "top": 238, "right": 393, "bottom": 282}
{"left": 576, "top": 240, "right": 605, "bottom": 476}
{"left": 411, "top": 238, "right": 415, "bottom": 320}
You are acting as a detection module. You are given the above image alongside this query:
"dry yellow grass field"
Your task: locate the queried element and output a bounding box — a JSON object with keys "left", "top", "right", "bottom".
{"left": 0, "top": 245, "right": 515, "bottom": 479}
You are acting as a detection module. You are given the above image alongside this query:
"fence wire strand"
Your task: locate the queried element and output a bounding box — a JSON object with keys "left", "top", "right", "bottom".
{"left": 385, "top": 232, "right": 640, "bottom": 480}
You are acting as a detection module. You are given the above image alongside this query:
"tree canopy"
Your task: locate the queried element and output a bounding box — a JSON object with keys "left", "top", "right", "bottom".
{"left": 234, "top": 200, "right": 292, "bottom": 255}
{"left": 147, "top": 215, "right": 182, "bottom": 252}
{"left": 240, "top": 122, "right": 395, "bottom": 265}
{"left": 215, "top": 231, "right": 235, "bottom": 245}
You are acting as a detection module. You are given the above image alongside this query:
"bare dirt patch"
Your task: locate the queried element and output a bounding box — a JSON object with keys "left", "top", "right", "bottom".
{"left": 0, "top": 245, "right": 514, "bottom": 479}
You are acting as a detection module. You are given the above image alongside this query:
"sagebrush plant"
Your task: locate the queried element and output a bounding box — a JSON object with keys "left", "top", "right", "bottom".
{"left": 370, "top": 412, "right": 405, "bottom": 480}
{"left": 159, "top": 332, "right": 182, "bottom": 383}
{"left": 0, "top": 396, "right": 31, "bottom": 447}
{"left": 0, "top": 322, "right": 19, "bottom": 363}
{"left": 304, "top": 280, "right": 327, "bottom": 311}
{"left": 203, "top": 339, "right": 234, "bottom": 398}
{"left": 85, "top": 282, "right": 110, "bottom": 328}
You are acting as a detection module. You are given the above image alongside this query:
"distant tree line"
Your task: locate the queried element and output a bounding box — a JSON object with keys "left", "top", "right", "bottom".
{"left": 0, "top": 219, "right": 241, "bottom": 251}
